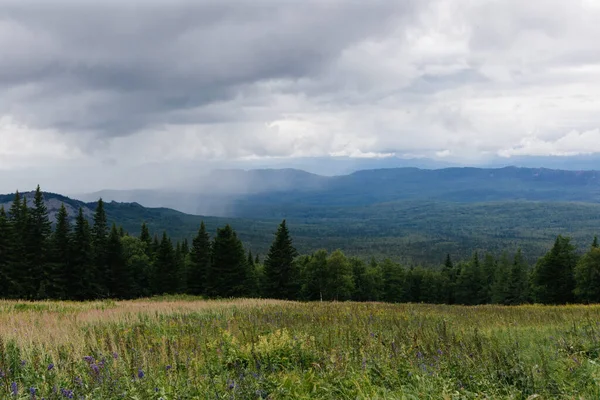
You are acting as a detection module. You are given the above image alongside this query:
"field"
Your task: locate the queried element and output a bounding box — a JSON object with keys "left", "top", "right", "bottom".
{"left": 1, "top": 299, "right": 599, "bottom": 399}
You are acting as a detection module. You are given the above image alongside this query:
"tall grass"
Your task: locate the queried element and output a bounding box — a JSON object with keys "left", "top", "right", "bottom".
{"left": 0, "top": 299, "right": 599, "bottom": 399}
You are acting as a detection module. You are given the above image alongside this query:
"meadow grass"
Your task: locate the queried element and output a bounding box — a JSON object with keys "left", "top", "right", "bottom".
{"left": 0, "top": 299, "right": 599, "bottom": 399}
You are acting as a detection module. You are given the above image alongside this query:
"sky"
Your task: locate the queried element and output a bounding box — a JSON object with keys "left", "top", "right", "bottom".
{"left": 1, "top": 0, "right": 600, "bottom": 193}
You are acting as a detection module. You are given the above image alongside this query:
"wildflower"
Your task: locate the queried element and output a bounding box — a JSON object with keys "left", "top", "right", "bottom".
{"left": 138, "top": 369, "right": 145, "bottom": 379}
{"left": 60, "top": 388, "right": 74, "bottom": 399}
{"left": 112, "top": 352, "right": 119, "bottom": 360}
{"left": 20, "top": 360, "right": 26, "bottom": 367}
{"left": 48, "top": 363, "right": 55, "bottom": 371}
{"left": 83, "top": 356, "right": 94, "bottom": 364}
{"left": 11, "top": 382, "right": 18, "bottom": 396}
{"left": 228, "top": 380, "right": 235, "bottom": 390}
{"left": 165, "top": 365, "right": 172, "bottom": 372}
{"left": 30, "top": 387, "right": 36, "bottom": 396}
{"left": 0, "top": 369, "right": 4, "bottom": 378}
{"left": 91, "top": 364, "right": 100, "bottom": 375}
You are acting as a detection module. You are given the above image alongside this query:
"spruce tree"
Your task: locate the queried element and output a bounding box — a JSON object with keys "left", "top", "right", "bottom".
{"left": 91, "top": 198, "right": 109, "bottom": 295}
{"left": 188, "top": 222, "right": 211, "bottom": 295}
{"left": 506, "top": 248, "right": 529, "bottom": 305}
{"left": 531, "top": 235, "right": 577, "bottom": 304}
{"left": 381, "top": 259, "right": 405, "bottom": 303}
{"left": 140, "top": 222, "right": 153, "bottom": 257}
{"left": 263, "top": 220, "right": 299, "bottom": 299}
{"left": 154, "top": 232, "right": 178, "bottom": 294}
{"left": 209, "top": 225, "right": 248, "bottom": 298}
{"left": 29, "top": 186, "right": 52, "bottom": 298}
{"left": 71, "top": 208, "right": 94, "bottom": 300}
{"left": 0, "top": 207, "right": 9, "bottom": 298}
{"left": 7, "top": 191, "right": 27, "bottom": 298}
{"left": 106, "top": 223, "right": 128, "bottom": 298}
{"left": 48, "top": 204, "right": 71, "bottom": 299}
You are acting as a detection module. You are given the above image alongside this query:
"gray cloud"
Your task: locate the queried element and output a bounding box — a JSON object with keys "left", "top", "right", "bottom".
{"left": 1, "top": 0, "right": 600, "bottom": 193}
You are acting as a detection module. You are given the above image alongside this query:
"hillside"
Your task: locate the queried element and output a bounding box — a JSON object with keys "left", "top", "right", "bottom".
{"left": 3, "top": 186, "right": 600, "bottom": 265}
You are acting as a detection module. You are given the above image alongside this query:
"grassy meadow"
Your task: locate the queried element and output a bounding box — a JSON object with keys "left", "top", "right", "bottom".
{"left": 0, "top": 299, "right": 599, "bottom": 399}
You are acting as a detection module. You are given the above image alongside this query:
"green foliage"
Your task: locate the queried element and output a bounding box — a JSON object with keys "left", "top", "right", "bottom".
{"left": 531, "top": 235, "right": 578, "bottom": 304}
{"left": 209, "top": 224, "right": 249, "bottom": 297}
{"left": 574, "top": 247, "right": 600, "bottom": 303}
{"left": 264, "top": 220, "right": 300, "bottom": 300}
{"left": 187, "top": 221, "right": 211, "bottom": 295}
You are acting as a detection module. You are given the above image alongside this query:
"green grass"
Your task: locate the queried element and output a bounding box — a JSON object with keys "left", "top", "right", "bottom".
{"left": 1, "top": 299, "right": 600, "bottom": 398}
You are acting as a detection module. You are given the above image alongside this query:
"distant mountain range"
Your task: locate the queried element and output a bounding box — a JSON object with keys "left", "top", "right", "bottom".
{"left": 77, "top": 166, "right": 600, "bottom": 217}
{"left": 5, "top": 166, "right": 600, "bottom": 265}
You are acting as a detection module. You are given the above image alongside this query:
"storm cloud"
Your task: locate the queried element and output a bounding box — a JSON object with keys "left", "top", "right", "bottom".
{"left": 1, "top": 0, "right": 600, "bottom": 192}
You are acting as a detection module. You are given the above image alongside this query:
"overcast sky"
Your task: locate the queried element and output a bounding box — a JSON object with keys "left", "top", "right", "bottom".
{"left": 1, "top": 0, "right": 600, "bottom": 193}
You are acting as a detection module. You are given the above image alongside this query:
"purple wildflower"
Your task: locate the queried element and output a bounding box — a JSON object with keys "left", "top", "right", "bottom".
{"left": 11, "top": 382, "right": 18, "bottom": 396}
{"left": 91, "top": 364, "right": 100, "bottom": 375}
{"left": 0, "top": 369, "right": 4, "bottom": 378}
{"left": 138, "top": 369, "right": 145, "bottom": 379}
{"left": 60, "top": 388, "right": 74, "bottom": 399}
{"left": 165, "top": 365, "right": 172, "bottom": 372}
{"left": 228, "top": 380, "right": 235, "bottom": 390}
{"left": 20, "top": 360, "right": 26, "bottom": 367}
{"left": 30, "top": 387, "right": 36, "bottom": 396}
{"left": 112, "top": 352, "right": 119, "bottom": 360}
{"left": 48, "top": 363, "right": 55, "bottom": 371}
{"left": 83, "top": 356, "right": 94, "bottom": 364}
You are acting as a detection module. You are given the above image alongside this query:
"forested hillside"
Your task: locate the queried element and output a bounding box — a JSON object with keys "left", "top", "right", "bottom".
{"left": 3, "top": 187, "right": 600, "bottom": 265}
{"left": 1, "top": 187, "right": 600, "bottom": 305}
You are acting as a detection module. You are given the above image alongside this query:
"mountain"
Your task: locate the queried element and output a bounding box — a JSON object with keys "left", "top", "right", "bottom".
{"left": 77, "top": 166, "right": 600, "bottom": 216}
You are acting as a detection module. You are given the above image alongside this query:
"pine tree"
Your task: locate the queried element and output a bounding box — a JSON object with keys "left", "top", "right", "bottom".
{"left": 263, "top": 220, "right": 299, "bottom": 299}
{"left": 506, "top": 249, "right": 529, "bottom": 305}
{"left": 29, "top": 186, "right": 52, "bottom": 298}
{"left": 154, "top": 232, "right": 178, "bottom": 294}
{"left": 188, "top": 222, "right": 211, "bottom": 295}
{"left": 455, "top": 252, "right": 484, "bottom": 305}
{"left": 209, "top": 225, "right": 248, "bottom": 298}
{"left": 91, "top": 199, "right": 109, "bottom": 296}
{"left": 7, "top": 191, "right": 27, "bottom": 298}
{"left": 48, "top": 204, "right": 71, "bottom": 299}
{"left": 71, "top": 208, "right": 94, "bottom": 300}
{"left": 593, "top": 236, "right": 599, "bottom": 249}
{"left": 106, "top": 223, "right": 128, "bottom": 298}
{"left": 441, "top": 254, "right": 456, "bottom": 304}
{"left": 531, "top": 235, "right": 577, "bottom": 304}
{"left": 140, "top": 222, "right": 153, "bottom": 257}
{"left": 0, "top": 207, "right": 9, "bottom": 298}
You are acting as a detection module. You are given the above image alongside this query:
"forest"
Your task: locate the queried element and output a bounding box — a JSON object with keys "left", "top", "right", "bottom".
{"left": 1, "top": 186, "right": 599, "bottom": 305}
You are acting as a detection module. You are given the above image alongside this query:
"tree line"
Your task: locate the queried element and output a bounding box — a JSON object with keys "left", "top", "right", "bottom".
{"left": 1, "top": 188, "right": 600, "bottom": 304}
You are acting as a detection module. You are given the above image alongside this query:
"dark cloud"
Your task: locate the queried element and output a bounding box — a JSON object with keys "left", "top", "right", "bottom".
{"left": 0, "top": 0, "right": 420, "bottom": 136}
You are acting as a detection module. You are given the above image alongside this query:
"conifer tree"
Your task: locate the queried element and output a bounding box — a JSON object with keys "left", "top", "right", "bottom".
{"left": 0, "top": 207, "right": 9, "bottom": 298}
{"left": 140, "top": 222, "right": 153, "bottom": 257}
{"left": 29, "top": 186, "right": 52, "bottom": 298}
{"left": 7, "top": 191, "right": 27, "bottom": 297}
{"left": 48, "top": 204, "right": 71, "bottom": 299}
{"left": 188, "top": 222, "right": 211, "bottom": 295}
{"left": 154, "top": 232, "right": 178, "bottom": 294}
{"left": 531, "top": 235, "right": 577, "bottom": 304}
{"left": 91, "top": 199, "right": 109, "bottom": 295}
{"left": 71, "top": 208, "right": 94, "bottom": 300}
{"left": 506, "top": 248, "right": 529, "bottom": 305}
{"left": 209, "top": 225, "right": 248, "bottom": 297}
{"left": 106, "top": 223, "right": 128, "bottom": 298}
{"left": 263, "top": 220, "right": 299, "bottom": 299}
